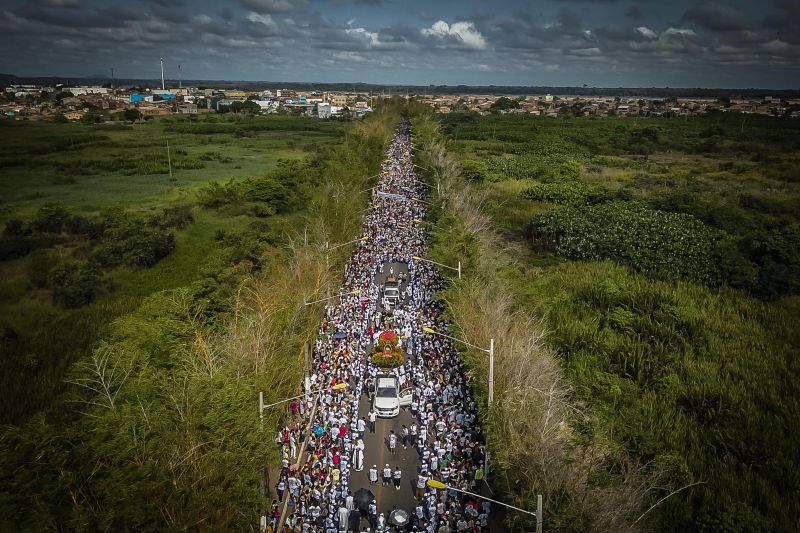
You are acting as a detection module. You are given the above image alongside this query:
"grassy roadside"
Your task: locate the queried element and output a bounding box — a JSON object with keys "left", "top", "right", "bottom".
{"left": 413, "top": 108, "right": 800, "bottom": 532}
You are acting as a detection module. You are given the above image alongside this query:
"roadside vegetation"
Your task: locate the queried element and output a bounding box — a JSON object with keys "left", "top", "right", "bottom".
{"left": 0, "top": 105, "right": 402, "bottom": 529}
{"left": 412, "top": 108, "right": 800, "bottom": 531}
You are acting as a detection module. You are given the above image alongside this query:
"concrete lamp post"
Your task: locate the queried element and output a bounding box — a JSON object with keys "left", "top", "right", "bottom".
{"left": 303, "top": 289, "right": 361, "bottom": 307}
{"left": 412, "top": 256, "right": 461, "bottom": 280}
{"left": 259, "top": 383, "right": 348, "bottom": 429}
{"left": 426, "top": 480, "right": 542, "bottom": 533}
{"left": 421, "top": 327, "right": 491, "bottom": 406}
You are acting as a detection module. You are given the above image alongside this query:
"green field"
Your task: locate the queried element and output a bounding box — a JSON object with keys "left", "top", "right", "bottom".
{"left": 416, "top": 110, "right": 800, "bottom": 532}
{"left": 0, "top": 114, "right": 343, "bottom": 424}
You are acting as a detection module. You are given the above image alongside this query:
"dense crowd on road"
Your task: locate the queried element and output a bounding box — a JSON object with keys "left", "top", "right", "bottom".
{"left": 270, "top": 119, "right": 490, "bottom": 532}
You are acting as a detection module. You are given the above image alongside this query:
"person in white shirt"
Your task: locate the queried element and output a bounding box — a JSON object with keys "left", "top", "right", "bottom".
{"left": 392, "top": 466, "right": 402, "bottom": 490}
{"left": 345, "top": 490, "right": 354, "bottom": 511}
{"left": 369, "top": 465, "right": 378, "bottom": 485}
{"left": 382, "top": 464, "right": 392, "bottom": 486}
{"left": 368, "top": 409, "right": 377, "bottom": 433}
{"left": 388, "top": 430, "right": 397, "bottom": 455}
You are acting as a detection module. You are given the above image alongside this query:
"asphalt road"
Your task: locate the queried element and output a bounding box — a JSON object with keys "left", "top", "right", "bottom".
{"left": 349, "top": 260, "right": 421, "bottom": 529}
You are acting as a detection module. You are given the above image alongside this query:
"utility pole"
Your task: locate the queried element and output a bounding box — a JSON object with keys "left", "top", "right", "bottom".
{"left": 259, "top": 391, "right": 264, "bottom": 431}
{"left": 110, "top": 67, "right": 114, "bottom": 89}
{"left": 160, "top": 57, "right": 165, "bottom": 91}
{"left": 488, "top": 338, "right": 494, "bottom": 408}
{"left": 166, "top": 139, "right": 173, "bottom": 178}
{"left": 178, "top": 63, "right": 182, "bottom": 89}
{"left": 536, "top": 494, "right": 543, "bottom": 533}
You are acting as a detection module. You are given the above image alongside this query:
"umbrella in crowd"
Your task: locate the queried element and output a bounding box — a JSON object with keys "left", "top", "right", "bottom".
{"left": 353, "top": 488, "right": 375, "bottom": 511}
{"left": 332, "top": 331, "right": 348, "bottom": 340}
{"left": 389, "top": 508, "right": 409, "bottom": 527}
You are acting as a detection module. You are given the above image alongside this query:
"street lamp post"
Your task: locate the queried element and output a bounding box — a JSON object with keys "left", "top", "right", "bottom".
{"left": 260, "top": 382, "right": 348, "bottom": 416}
{"left": 412, "top": 255, "right": 461, "bottom": 280}
{"left": 426, "top": 480, "right": 542, "bottom": 533}
{"left": 422, "top": 327, "right": 491, "bottom": 405}
{"left": 413, "top": 218, "right": 449, "bottom": 232}
{"left": 304, "top": 289, "right": 361, "bottom": 306}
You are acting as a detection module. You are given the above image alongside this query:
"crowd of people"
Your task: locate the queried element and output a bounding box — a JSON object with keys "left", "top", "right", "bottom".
{"left": 269, "top": 119, "right": 491, "bottom": 532}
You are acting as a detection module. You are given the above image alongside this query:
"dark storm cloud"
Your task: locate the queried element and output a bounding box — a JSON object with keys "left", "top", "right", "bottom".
{"left": 762, "top": 0, "right": 800, "bottom": 44}
{"left": 0, "top": 0, "right": 798, "bottom": 87}
{"left": 14, "top": 3, "right": 141, "bottom": 28}
{"left": 625, "top": 6, "right": 644, "bottom": 20}
{"left": 681, "top": 3, "right": 750, "bottom": 32}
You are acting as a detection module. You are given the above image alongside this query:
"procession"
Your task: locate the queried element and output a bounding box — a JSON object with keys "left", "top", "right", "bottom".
{"left": 270, "top": 119, "right": 491, "bottom": 533}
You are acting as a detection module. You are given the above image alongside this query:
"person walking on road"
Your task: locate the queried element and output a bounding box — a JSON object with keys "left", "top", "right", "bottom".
{"left": 338, "top": 505, "right": 349, "bottom": 532}
{"left": 369, "top": 464, "right": 378, "bottom": 485}
{"left": 276, "top": 478, "right": 286, "bottom": 502}
{"left": 393, "top": 466, "right": 402, "bottom": 490}
{"left": 368, "top": 500, "right": 378, "bottom": 530}
{"left": 401, "top": 425, "right": 410, "bottom": 449}
{"left": 382, "top": 464, "right": 392, "bottom": 487}
{"left": 357, "top": 417, "right": 366, "bottom": 439}
{"left": 388, "top": 430, "right": 397, "bottom": 455}
{"left": 368, "top": 409, "right": 377, "bottom": 433}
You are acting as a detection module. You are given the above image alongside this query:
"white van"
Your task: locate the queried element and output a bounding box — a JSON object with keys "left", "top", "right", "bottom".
{"left": 372, "top": 374, "right": 412, "bottom": 418}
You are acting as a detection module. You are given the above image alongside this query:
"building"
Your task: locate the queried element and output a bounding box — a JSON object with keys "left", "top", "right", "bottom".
{"left": 178, "top": 103, "right": 198, "bottom": 114}
{"left": 317, "top": 102, "right": 331, "bottom": 119}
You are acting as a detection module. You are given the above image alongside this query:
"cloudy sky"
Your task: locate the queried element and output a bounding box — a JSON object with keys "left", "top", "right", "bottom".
{"left": 1, "top": 0, "right": 799, "bottom": 88}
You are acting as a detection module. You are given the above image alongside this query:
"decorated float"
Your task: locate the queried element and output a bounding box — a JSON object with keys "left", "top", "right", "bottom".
{"left": 370, "top": 330, "right": 405, "bottom": 368}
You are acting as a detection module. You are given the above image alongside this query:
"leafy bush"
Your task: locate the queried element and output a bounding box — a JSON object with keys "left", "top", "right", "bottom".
{"left": 158, "top": 204, "right": 195, "bottom": 229}
{"left": 92, "top": 210, "right": 176, "bottom": 268}
{"left": 522, "top": 181, "right": 590, "bottom": 205}
{"left": 32, "top": 203, "right": 70, "bottom": 233}
{"left": 530, "top": 201, "right": 743, "bottom": 285}
{"left": 50, "top": 261, "right": 99, "bottom": 308}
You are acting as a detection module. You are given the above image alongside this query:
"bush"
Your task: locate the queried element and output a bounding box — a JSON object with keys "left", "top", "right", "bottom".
{"left": 159, "top": 204, "right": 194, "bottom": 229}
{"left": 92, "top": 210, "right": 176, "bottom": 268}
{"left": 50, "top": 262, "right": 99, "bottom": 308}
{"left": 522, "top": 181, "right": 590, "bottom": 205}
{"left": 530, "top": 201, "right": 738, "bottom": 285}
{"left": 32, "top": 203, "right": 70, "bottom": 233}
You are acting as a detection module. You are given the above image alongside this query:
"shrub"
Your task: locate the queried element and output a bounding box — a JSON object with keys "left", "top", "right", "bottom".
{"left": 50, "top": 261, "right": 99, "bottom": 308}
{"left": 32, "top": 203, "right": 70, "bottom": 233}
{"left": 530, "top": 201, "right": 736, "bottom": 285}
{"left": 159, "top": 204, "right": 194, "bottom": 229}
{"left": 92, "top": 210, "right": 176, "bottom": 268}
{"left": 522, "top": 181, "right": 590, "bottom": 205}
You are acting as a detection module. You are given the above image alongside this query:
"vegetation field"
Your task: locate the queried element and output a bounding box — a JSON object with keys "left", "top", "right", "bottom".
{"left": 417, "top": 110, "right": 800, "bottom": 531}
{"left": 0, "top": 114, "right": 343, "bottom": 424}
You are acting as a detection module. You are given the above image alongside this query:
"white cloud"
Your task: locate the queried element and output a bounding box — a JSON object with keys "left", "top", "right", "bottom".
{"left": 635, "top": 26, "right": 657, "bottom": 39}
{"left": 421, "top": 20, "right": 487, "bottom": 50}
{"left": 664, "top": 27, "right": 696, "bottom": 37}
{"left": 247, "top": 12, "right": 277, "bottom": 29}
{"left": 345, "top": 27, "right": 381, "bottom": 47}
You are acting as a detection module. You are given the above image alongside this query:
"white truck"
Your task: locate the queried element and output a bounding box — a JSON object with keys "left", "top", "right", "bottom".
{"left": 372, "top": 374, "right": 412, "bottom": 418}
{"left": 383, "top": 274, "right": 401, "bottom": 310}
